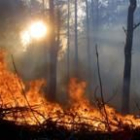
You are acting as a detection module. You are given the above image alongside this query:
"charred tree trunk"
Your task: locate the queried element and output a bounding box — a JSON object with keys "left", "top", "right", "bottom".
{"left": 122, "top": 0, "right": 136, "bottom": 113}
{"left": 48, "top": 0, "right": 57, "bottom": 101}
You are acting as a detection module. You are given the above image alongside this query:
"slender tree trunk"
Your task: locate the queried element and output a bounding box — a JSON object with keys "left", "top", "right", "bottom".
{"left": 57, "top": 8, "right": 60, "bottom": 52}
{"left": 48, "top": 0, "right": 57, "bottom": 101}
{"left": 122, "top": 0, "right": 136, "bottom": 113}
{"left": 74, "top": 0, "right": 78, "bottom": 76}
{"left": 91, "top": 0, "right": 94, "bottom": 26}
{"left": 96, "top": 0, "right": 99, "bottom": 41}
{"left": 85, "top": 0, "right": 91, "bottom": 92}
{"left": 67, "top": 0, "right": 70, "bottom": 80}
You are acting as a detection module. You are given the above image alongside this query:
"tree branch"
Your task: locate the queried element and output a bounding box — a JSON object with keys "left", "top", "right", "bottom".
{"left": 95, "top": 44, "right": 111, "bottom": 132}
{"left": 122, "top": 26, "right": 127, "bottom": 35}
{"left": 133, "top": 22, "right": 140, "bottom": 30}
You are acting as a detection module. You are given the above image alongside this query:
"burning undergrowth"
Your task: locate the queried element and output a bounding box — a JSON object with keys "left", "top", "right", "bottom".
{"left": 0, "top": 51, "right": 140, "bottom": 134}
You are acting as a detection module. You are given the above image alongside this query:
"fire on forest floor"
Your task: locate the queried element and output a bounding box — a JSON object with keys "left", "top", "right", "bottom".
{"left": 0, "top": 51, "right": 140, "bottom": 133}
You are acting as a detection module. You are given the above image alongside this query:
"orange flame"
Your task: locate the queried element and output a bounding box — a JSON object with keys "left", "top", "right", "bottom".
{"left": 0, "top": 51, "right": 140, "bottom": 132}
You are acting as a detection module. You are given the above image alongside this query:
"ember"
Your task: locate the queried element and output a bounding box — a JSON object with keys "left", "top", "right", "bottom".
{"left": 0, "top": 51, "right": 140, "bottom": 132}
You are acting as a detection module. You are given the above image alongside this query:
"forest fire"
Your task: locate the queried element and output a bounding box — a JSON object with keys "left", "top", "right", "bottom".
{"left": 0, "top": 52, "right": 140, "bottom": 133}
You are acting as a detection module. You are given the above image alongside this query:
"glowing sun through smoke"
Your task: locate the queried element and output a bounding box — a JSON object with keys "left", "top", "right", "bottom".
{"left": 21, "top": 21, "right": 47, "bottom": 47}
{"left": 29, "top": 21, "right": 47, "bottom": 39}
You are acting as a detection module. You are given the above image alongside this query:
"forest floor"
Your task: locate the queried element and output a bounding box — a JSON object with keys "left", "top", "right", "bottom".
{"left": 0, "top": 119, "right": 140, "bottom": 140}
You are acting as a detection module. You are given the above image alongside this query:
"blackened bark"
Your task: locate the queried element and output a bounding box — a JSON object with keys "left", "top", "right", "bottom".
{"left": 122, "top": 0, "right": 136, "bottom": 113}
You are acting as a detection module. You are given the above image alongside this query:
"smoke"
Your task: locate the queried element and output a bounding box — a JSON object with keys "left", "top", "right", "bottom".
{"left": 1, "top": 0, "right": 140, "bottom": 113}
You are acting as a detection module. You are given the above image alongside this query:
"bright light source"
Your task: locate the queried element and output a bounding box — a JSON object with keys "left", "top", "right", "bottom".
{"left": 29, "top": 21, "right": 47, "bottom": 40}
{"left": 21, "top": 21, "right": 47, "bottom": 47}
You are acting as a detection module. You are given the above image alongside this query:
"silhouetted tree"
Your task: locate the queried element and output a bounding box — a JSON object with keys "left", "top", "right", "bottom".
{"left": 122, "top": 0, "right": 139, "bottom": 113}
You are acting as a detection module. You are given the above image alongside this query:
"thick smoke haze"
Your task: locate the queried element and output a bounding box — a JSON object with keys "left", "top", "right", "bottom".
{"left": 0, "top": 0, "right": 140, "bottom": 113}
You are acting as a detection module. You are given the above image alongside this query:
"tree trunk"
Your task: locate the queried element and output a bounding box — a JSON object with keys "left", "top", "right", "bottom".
{"left": 48, "top": 0, "right": 57, "bottom": 101}
{"left": 67, "top": 0, "right": 70, "bottom": 80}
{"left": 85, "top": 0, "right": 91, "bottom": 92}
{"left": 74, "top": 0, "right": 78, "bottom": 76}
{"left": 95, "top": 0, "right": 99, "bottom": 40}
{"left": 122, "top": 0, "right": 136, "bottom": 114}
{"left": 91, "top": 0, "right": 94, "bottom": 26}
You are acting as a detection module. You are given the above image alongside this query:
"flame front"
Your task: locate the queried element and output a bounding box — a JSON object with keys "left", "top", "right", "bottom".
{"left": 0, "top": 51, "right": 140, "bottom": 132}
